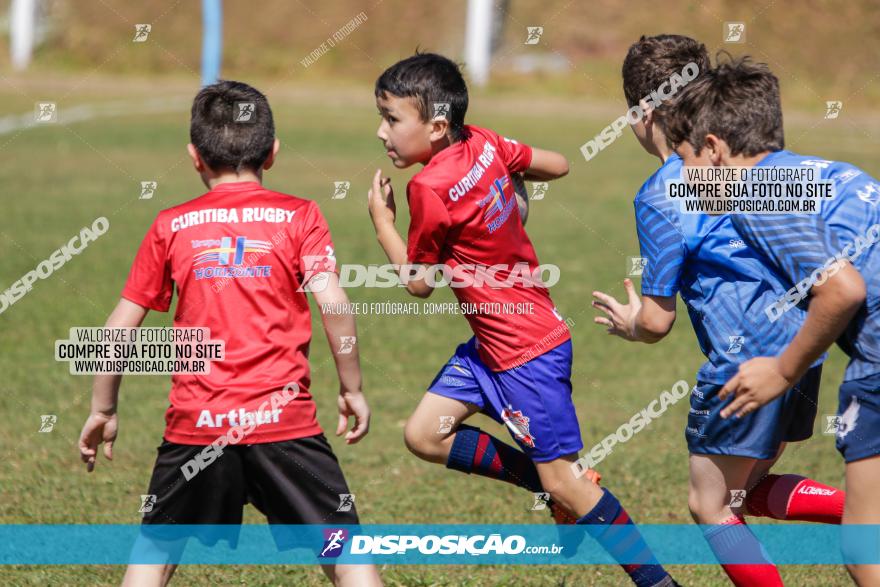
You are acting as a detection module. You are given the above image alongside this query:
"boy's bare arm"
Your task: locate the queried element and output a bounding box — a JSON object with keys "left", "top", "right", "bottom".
{"left": 79, "top": 298, "right": 149, "bottom": 472}
{"left": 368, "top": 169, "right": 434, "bottom": 298}
{"left": 523, "top": 147, "right": 569, "bottom": 181}
{"left": 311, "top": 273, "right": 371, "bottom": 444}
{"left": 719, "top": 262, "right": 866, "bottom": 418}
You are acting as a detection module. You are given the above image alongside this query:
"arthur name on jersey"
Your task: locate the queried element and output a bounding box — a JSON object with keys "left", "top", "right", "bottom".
{"left": 195, "top": 407, "right": 284, "bottom": 428}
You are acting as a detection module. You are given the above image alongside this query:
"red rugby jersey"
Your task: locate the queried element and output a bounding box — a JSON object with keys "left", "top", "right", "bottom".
{"left": 122, "top": 181, "right": 336, "bottom": 444}
{"left": 406, "top": 125, "right": 570, "bottom": 371}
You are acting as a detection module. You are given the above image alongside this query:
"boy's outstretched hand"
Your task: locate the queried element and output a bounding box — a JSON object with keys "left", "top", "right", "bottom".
{"left": 336, "top": 390, "right": 371, "bottom": 445}
{"left": 78, "top": 412, "right": 117, "bottom": 472}
{"left": 368, "top": 169, "right": 396, "bottom": 228}
{"left": 592, "top": 279, "right": 641, "bottom": 341}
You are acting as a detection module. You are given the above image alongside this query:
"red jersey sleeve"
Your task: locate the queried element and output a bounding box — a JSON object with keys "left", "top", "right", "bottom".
{"left": 406, "top": 180, "right": 451, "bottom": 265}
{"left": 121, "top": 214, "right": 173, "bottom": 311}
{"left": 481, "top": 127, "right": 533, "bottom": 174}
{"left": 296, "top": 201, "right": 338, "bottom": 285}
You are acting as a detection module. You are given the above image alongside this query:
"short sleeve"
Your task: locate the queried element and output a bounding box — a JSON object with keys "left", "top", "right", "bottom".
{"left": 121, "top": 215, "right": 173, "bottom": 311}
{"left": 490, "top": 130, "right": 533, "bottom": 174}
{"left": 407, "top": 181, "right": 451, "bottom": 265}
{"left": 297, "top": 201, "right": 338, "bottom": 285}
{"left": 635, "top": 199, "right": 686, "bottom": 296}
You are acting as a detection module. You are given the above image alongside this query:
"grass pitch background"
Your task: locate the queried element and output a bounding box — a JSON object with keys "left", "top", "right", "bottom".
{"left": 1, "top": 5, "right": 878, "bottom": 583}
{"left": 0, "top": 74, "right": 871, "bottom": 585}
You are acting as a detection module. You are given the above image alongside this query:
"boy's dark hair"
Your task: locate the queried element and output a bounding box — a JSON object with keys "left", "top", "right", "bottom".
{"left": 622, "top": 34, "right": 710, "bottom": 108}
{"left": 375, "top": 52, "right": 469, "bottom": 142}
{"left": 662, "top": 55, "right": 784, "bottom": 156}
{"left": 190, "top": 80, "right": 275, "bottom": 172}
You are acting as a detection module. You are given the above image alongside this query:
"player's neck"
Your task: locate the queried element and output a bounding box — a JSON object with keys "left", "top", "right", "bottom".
{"left": 720, "top": 150, "right": 773, "bottom": 168}
{"left": 655, "top": 143, "right": 674, "bottom": 164}
{"left": 203, "top": 169, "right": 263, "bottom": 189}
{"left": 424, "top": 136, "right": 455, "bottom": 164}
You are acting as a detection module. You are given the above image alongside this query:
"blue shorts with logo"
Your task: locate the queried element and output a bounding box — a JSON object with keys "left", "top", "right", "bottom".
{"left": 427, "top": 337, "right": 583, "bottom": 462}
{"left": 686, "top": 365, "right": 822, "bottom": 460}
{"left": 835, "top": 371, "right": 880, "bottom": 463}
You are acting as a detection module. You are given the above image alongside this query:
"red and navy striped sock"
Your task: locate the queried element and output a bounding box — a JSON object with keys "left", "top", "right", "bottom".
{"left": 445, "top": 424, "right": 542, "bottom": 492}
{"left": 577, "top": 488, "right": 673, "bottom": 587}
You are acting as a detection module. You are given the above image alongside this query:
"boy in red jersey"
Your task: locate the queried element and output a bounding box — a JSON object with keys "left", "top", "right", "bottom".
{"left": 367, "top": 52, "right": 679, "bottom": 587}
{"left": 77, "top": 81, "right": 381, "bottom": 587}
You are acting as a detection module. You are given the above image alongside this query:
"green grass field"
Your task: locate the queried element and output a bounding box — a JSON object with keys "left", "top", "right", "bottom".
{"left": 1, "top": 75, "right": 875, "bottom": 585}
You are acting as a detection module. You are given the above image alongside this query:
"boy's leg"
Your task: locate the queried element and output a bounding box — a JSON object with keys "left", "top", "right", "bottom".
{"left": 471, "top": 342, "right": 674, "bottom": 586}
{"left": 122, "top": 564, "right": 177, "bottom": 587}
{"left": 407, "top": 338, "right": 550, "bottom": 494}
{"left": 834, "top": 374, "right": 880, "bottom": 584}
{"left": 406, "top": 391, "right": 549, "bottom": 492}
{"left": 744, "top": 366, "right": 845, "bottom": 524}
{"left": 403, "top": 391, "right": 481, "bottom": 465}
{"left": 243, "top": 435, "right": 382, "bottom": 587}
{"left": 689, "top": 453, "right": 782, "bottom": 586}
{"left": 842, "top": 456, "right": 880, "bottom": 585}
{"left": 320, "top": 564, "right": 382, "bottom": 587}
{"left": 126, "top": 440, "right": 248, "bottom": 587}
{"left": 535, "top": 455, "right": 674, "bottom": 587}
{"left": 744, "top": 443, "right": 845, "bottom": 524}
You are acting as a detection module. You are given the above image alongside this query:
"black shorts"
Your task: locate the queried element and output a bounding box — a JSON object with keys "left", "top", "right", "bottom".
{"left": 141, "top": 433, "right": 359, "bottom": 538}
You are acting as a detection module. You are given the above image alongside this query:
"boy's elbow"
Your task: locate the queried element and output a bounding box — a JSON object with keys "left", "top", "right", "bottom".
{"left": 816, "top": 264, "right": 866, "bottom": 315}
{"left": 555, "top": 157, "right": 570, "bottom": 179}
{"left": 836, "top": 269, "right": 867, "bottom": 312}
{"left": 640, "top": 314, "right": 675, "bottom": 341}
{"left": 405, "top": 282, "right": 433, "bottom": 299}
{"left": 543, "top": 154, "right": 569, "bottom": 180}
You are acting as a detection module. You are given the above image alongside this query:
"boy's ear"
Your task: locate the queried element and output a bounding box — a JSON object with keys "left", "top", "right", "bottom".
{"left": 187, "top": 143, "right": 206, "bottom": 172}
{"left": 704, "top": 134, "right": 727, "bottom": 166}
{"left": 263, "top": 138, "right": 281, "bottom": 171}
{"left": 429, "top": 117, "right": 450, "bottom": 142}
{"left": 638, "top": 98, "right": 654, "bottom": 125}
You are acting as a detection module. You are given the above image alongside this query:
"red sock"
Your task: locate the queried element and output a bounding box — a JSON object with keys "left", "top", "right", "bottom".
{"left": 746, "top": 474, "right": 845, "bottom": 524}
{"left": 703, "top": 515, "right": 783, "bottom": 587}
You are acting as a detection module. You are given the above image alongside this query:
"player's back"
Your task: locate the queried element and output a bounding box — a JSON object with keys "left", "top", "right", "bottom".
{"left": 123, "top": 181, "right": 335, "bottom": 443}
{"left": 407, "top": 125, "right": 569, "bottom": 371}
{"left": 635, "top": 154, "right": 819, "bottom": 384}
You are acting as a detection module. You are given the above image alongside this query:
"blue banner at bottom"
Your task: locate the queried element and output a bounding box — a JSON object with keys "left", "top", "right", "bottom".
{"left": 1, "top": 524, "right": 878, "bottom": 565}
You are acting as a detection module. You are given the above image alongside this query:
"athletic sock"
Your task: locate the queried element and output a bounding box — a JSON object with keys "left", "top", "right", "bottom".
{"left": 445, "top": 424, "right": 542, "bottom": 492}
{"left": 577, "top": 487, "right": 672, "bottom": 587}
{"left": 703, "top": 515, "right": 783, "bottom": 586}
{"left": 745, "top": 473, "right": 845, "bottom": 524}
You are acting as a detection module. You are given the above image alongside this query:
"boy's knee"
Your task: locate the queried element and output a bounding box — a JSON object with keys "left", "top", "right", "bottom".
{"left": 687, "top": 486, "right": 717, "bottom": 523}
{"left": 403, "top": 420, "right": 438, "bottom": 461}
{"left": 688, "top": 487, "right": 729, "bottom": 524}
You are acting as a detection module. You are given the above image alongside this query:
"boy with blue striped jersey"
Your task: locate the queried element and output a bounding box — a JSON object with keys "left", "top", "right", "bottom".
{"left": 592, "top": 37, "right": 845, "bottom": 587}
{"left": 664, "top": 55, "right": 875, "bottom": 585}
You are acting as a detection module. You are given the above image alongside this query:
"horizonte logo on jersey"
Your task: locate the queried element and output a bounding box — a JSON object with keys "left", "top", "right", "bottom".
{"left": 765, "top": 222, "right": 880, "bottom": 322}
{"left": 0, "top": 217, "right": 109, "bottom": 316}
{"left": 580, "top": 61, "right": 701, "bottom": 162}
{"left": 180, "top": 382, "right": 300, "bottom": 481}
{"left": 299, "top": 261, "right": 560, "bottom": 292}
{"left": 571, "top": 380, "right": 690, "bottom": 478}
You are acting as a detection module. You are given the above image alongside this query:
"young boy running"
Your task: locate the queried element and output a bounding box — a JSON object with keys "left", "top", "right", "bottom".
{"left": 77, "top": 81, "right": 382, "bottom": 587}
{"left": 663, "top": 56, "right": 879, "bottom": 585}
{"left": 592, "top": 36, "right": 845, "bottom": 586}
{"left": 367, "top": 51, "right": 678, "bottom": 587}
